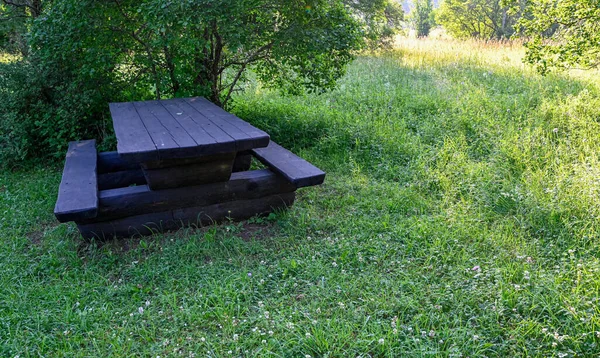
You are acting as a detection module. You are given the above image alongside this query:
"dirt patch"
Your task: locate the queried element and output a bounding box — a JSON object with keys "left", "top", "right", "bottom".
{"left": 236, "top": 221, "right": 276, "bottom": 242}
{"left": 26, "top": 230, "right": 44, "bottom": 246}
{"left": 26, "top": 223, "right": 59, "bottom": 247}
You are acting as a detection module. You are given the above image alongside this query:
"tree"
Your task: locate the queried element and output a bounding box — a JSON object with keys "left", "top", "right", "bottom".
{"left": 0, "top": 0, "right": 45, "bottom": 55}
{"left": 436, "top": 0, "right": 518, "bottom": 39}
{"left": 32, "top": 0, "right": 364, "bottom": 108}
{"left": 346, "top": 0, "right": 404, "bottom": 48}
{"left": 512, "top": 0, "right": 600, "bottom": 74}
{"left": 1, "top": 0, "right": 403, "bottom": 167}
{"left": 410, "top": 0, "right": 435, "bottom": 37}
{"left": 29, "top": 0, "right": 402, "bottom": 108}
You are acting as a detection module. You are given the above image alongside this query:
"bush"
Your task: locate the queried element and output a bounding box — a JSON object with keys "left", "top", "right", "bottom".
{"left": 0, "top": 60, "right": 111, "bottom": 168}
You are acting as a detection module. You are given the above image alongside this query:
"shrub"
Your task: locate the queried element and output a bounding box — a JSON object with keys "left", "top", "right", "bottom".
{"left": 0, "top": 60, "right": 110, "bottom": 168}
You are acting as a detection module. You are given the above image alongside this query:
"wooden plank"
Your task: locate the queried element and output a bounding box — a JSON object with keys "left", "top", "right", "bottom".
{"left": 143, "top": 100, "right": 199, "bottom": 150}
{"left": 184, "top": 97, "right": 259, "bottom": 152}
{"left": 140, "top": 152, "right": 233, "bottom": 170}
{"left": 174, "top": 192, "right": 295, "bottom": 224}
{"left": 76, "top": 192, "right": 295, "bottom": 239}
{"left": 98, "top": 169, "right": 146, "bottom": 190}
{"left": 251, "top": 142, "right": 326, "bottom": 188}
{"left": 77, "top": 211, "right": 177, "bottom": 239}
{"left": 168, "top": 98, "right": 237, "bottom": 152}
{"left": 91, "top": 169, "right": 296, "bottom": 221}
{"left": 54, "top": 140, "right": 99, "bottom": 222}
{"left": 110, "top": 102, "right": 158, "bottom": 162}
{"left": 190, "top": 97, "right": 270, "bottom": 149}
{"left": 233, "top": 152, "right": 252, "bottom": 172}
{"left": 97, "top": 151, "right": 141, "bottom": 174}
{"left": 133, "top": 101, "right": 202, "bottom": 159}
{"left": 159, "top": 98, "right": 219, "bottom": 148}
{"left": 142, "top": 153, "right": 235, "bottom": 190}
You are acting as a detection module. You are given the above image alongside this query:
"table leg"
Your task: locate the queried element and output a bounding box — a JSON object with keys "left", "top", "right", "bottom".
{"left": 141, "top": 152, "right": 236, "bottom": 190}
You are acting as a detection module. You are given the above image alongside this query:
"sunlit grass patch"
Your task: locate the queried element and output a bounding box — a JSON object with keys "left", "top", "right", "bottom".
{"left": 2, "top": 39, "right": 600, "bottom": 356}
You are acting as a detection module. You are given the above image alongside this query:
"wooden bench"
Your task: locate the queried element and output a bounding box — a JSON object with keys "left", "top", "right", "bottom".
{"left": 54, "top": 140, "right": 99, "bottom": 222}
{"left": 55, "top": 139, "right": 325, "bottom": 238}
{"left": 252, "top": 142, "right": 325, "bottom": 188}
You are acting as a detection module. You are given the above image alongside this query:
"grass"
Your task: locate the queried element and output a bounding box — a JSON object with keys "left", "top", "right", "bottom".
{"left": 2, "top": 37, "right": 600, "bottom": 356}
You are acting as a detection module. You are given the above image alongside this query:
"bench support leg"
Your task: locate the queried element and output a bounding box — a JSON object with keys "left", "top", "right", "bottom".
{"left": 76, "top": 192, "right": 295, "bottom": 239}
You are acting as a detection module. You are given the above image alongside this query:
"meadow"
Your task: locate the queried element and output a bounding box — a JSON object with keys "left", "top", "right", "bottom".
{"left": 2, "top": 38, "right": 600, "bottom": 356}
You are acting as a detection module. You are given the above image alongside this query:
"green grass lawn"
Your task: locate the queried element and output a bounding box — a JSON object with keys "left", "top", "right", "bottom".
{"left": 2, "top": 38, "right": 600, "bottom": 357}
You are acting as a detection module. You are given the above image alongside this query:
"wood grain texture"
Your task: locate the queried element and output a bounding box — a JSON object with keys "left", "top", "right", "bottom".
{"left": 54, "top": 140, "right": 99, "bottom": 222}
{"left": 140, "top": 152, "right": 234, "bottom": 170}
{"left": 233, "top": 152, "right": 252, "bottom": 172}
{"left": 184, "top": 97, "right": 270, "bottom": 151}
{"left": 251, "top": 141, "right": 326, "bottom": 188}
{"left": 173, "top": 192, "right": 295, "bottom": 224}
{"left": 161, "top": 98, "right": 235, "bottom": 154}
{"left": 77, "top": 192, "right": 295, "bottom": 239}
{"left": 98, "top": 169, "right": 147, "bottom": 190}
{"left": 97, "top": 151, "right": 141, "bottom": 173}
{"left": 110, "top": 98, "right": 269, "bottom": 162}
{"left": 77, "top": 211, "right": 177, "bottom": 239}
{"left": 90, "top": 169, "right": 296, "bottom": 221}
{"left": 110, "top": 102, "right": 158, "bottom": 162}
{"left": 142, "top": 153, "right": 235, "bottom": 190}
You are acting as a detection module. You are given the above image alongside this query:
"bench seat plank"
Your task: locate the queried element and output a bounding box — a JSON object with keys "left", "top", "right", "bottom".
{"left": 54, "top": 140, "right": 99, "bottom": 222}
{"left": 251, "top": 142, "right": 325, "bottom": 188}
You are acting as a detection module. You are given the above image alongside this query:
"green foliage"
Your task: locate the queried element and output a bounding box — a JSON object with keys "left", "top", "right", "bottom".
{"left": 346, "top": 0, "right": 404, "bottom": 48}
{"left": 513, "top": 0, "right": 600, "bottom": 74}
{"left": 409, "top": 0, "right": 435, "bottom": 37}
{"left": 0, "top": 60, "right": 109, "bottom": 167}
{"left": 32, "top": 0, "right": 364, "bottom": 105}
{"left": 3, "top": 40, "right": 600, "bottom": 356}
{"left": 0, "top": 0, "right": 44, "bottom": 55}
{"left": 436, "top": 0, "right": 519, "bottom": 39}
{"left": 2, "top": 0, "right": 403, "bottom": 168}
{"left": 0, "top": 3, "right": 27, "bottom": 54}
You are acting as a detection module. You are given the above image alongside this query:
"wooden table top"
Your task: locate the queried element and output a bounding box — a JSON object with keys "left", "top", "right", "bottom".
{"left": 110, "top": 97, "right": 270, "bottom": 162}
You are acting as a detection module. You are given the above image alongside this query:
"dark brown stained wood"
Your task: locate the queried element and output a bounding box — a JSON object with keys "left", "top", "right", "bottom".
{"left": 140, "top": 152, "right": 234, "bottom": 170}
{"left": 110, "top": 97, "right": 270, "bottom": 162}
{"left": 183, "top": 97, "right": 252, "bottom": 142}
{"left": 98, "top": 169, "right": 147, "bottom": 190}
{"left": 233, "top": 152, "right": 252, "bottom": 172}
{"left": 142, "top": 153, "right": 235, "bottom": 190}
{"left": 184, "top": 97, "right": 269, "bottom": 151}
{"left": 88, "top": 169, "right": 296, "bottom": 222}
{"left": 173, "top": 192, "right": 295, "bottom": 224}
{"left": 189, "top": 97, "right": 270, "bottom": 149}
{"left": 142, "top": 100, "right": 199, "bottom": 152}
{"left": 110, "top": 102, "right": 158, "bottom": 162}
{"left": 77, "top": 211, "right": 177, "bottom": 239}
{"left": 163, "top": 98, "right": 237, "bottom": 151}
{"left": 251, "top": 141, "right": 326, "bottom": 188}
{"left": 160, "top": 98, "right": 224, "bottom": 151}
{"left": 77, "top": 192, "right": 294, "bottom": 239}
{"left": 54, "top": 140, "right": 99, "bottom": 222}
{"left": 97, "top": 151, "right": 141, "bottom": 173}
{"left": 133, "top": 101, "right": 202, "bottom": 159}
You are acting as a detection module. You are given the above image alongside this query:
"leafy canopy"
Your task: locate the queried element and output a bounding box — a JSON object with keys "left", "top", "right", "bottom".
{"left": 409, "top": 0, "right": 435, "bottom": 37}
{"left": 33, "top": 0, "right": 373, "bottom": 107}
{"left": 436, "top": 0, "right": 519, "bottom": 39}
{"left": 0, "top": 0, "right": 402, "bottom": 166}
{"left": 512, "top": 0, "right": 600, "bottom": 74}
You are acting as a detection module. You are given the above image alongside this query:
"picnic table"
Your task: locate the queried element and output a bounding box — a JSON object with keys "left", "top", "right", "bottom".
{"left": 54, "top": 97, "right": 325, "bottom": 238}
